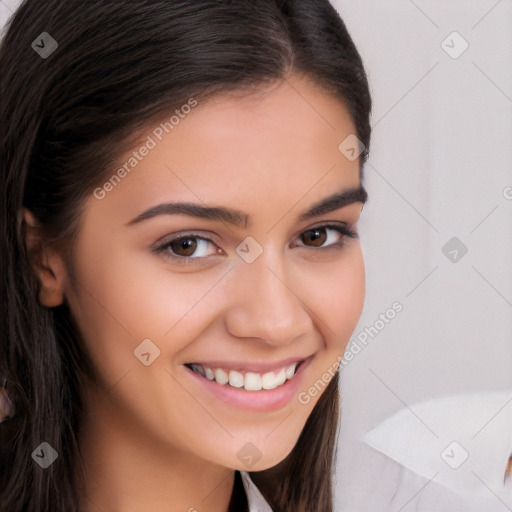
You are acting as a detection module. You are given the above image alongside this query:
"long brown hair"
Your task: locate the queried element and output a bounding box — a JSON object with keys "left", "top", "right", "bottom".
{"left": 0, "top": 1, "right": 372, "bottom": 510}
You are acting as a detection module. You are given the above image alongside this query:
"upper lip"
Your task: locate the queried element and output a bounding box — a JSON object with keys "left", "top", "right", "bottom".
{"left": 184, "top": 355, "right": 313, "bottom": 373}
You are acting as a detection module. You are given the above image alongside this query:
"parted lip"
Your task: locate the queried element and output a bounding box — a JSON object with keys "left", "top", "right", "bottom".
{"left": 184, "top": 355, "right": 312, "bottom": 373}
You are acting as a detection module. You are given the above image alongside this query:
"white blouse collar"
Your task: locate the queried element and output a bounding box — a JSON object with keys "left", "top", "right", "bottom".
{"left": 364, "top": 389, "right": 512, "bottom": 498}
{"left": 239, "top": 470, "right": 274, "bottom": 512}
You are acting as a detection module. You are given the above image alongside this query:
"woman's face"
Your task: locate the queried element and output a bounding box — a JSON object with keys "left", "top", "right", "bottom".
{"left": 61, "top": 73, "right": 366, "bottom": 471}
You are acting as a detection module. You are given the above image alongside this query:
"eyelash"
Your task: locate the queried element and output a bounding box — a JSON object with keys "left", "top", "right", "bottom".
{"left": 152, "top": 223, "right": 358, "bottom": 265}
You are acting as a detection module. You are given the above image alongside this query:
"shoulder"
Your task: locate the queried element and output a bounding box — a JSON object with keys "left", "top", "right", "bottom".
{"left": 341, "top": 390, "right": 512, "bottom": 512}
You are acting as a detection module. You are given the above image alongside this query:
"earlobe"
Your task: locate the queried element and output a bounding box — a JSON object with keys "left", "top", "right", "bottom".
{"left": 21, "top": 208, "right": 66, "bottom": 308}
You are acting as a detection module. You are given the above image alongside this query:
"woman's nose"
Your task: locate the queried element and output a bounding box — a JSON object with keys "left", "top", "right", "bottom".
{"left": 223, "top": 250, "right": 312, "bottom": 347}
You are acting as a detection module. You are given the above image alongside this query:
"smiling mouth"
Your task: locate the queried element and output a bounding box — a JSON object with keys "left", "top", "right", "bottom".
{"left": 184, "top": 360, "right": 305, "bottom": 392}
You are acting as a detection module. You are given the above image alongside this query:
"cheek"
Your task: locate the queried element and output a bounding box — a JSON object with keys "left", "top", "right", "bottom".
{"left": 65, "top": 243, "right": 226, "bottom": 387}
{"left": 331, "top": 250, "right": 366, "bottom": 345}
{"left": 291, "top": 247, "right": 364, "bottom": 414}
{"left": 298, "top": 245, "right": 365, "bottom": 350}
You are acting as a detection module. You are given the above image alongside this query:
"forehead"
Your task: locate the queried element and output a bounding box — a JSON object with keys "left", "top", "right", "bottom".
{"left": 86, "top": 74, "right": 361, "bottom": 226}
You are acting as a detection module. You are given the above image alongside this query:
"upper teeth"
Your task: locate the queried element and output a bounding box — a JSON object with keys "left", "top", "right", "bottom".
{"left": 189, "top": 362, "right": 299, "bottom": 391}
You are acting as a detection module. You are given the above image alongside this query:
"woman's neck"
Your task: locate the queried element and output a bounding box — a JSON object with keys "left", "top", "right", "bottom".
{"left": 77, "top": 384, "right": 235, "bottom": 512}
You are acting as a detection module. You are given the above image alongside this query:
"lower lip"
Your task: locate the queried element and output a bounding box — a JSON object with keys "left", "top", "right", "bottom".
{"left": 184, "top": 357, "right": 312, "bottom": 412}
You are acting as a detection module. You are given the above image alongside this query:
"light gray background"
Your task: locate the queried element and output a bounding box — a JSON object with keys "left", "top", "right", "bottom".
{"left": 2, "top": 1, "right": 511, "bottom": 510}
{"left": 332, "top": 1, "right": 512, "bottom": 510}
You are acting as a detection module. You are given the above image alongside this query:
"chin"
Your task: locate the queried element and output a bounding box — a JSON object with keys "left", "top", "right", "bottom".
{"left": 236, "top": 439, "right": 298, "bottom": 473}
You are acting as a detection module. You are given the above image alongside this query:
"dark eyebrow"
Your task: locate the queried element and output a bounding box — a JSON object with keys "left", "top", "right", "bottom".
{"left": 126, "top": 185, "right": 368, "bottom": 228}
{"left": 297, "top": 185, "right": 367, "bottom": 222}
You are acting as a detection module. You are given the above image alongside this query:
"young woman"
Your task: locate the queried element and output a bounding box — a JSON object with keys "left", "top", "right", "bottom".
{"left": 0, "top": 1, "right": 372, "bottom": 511}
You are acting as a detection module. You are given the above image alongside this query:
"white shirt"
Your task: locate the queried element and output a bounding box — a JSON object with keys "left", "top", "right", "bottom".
{"left": 341, "top": 389, "right": 512, "bottom": 511}
{"left": 240, "top": 471, "right": 274, "bottom": 512}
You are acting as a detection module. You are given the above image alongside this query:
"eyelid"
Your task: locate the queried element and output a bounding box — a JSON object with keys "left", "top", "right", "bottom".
{"left": 151, "top": 230, "right": 220, "bottom": 258}
{"left": 152, "top": 222, "right": 358, "bottom": 264}
{"left": 292, "top": 222, "right": 358, "bottom": 249}
{"left": 299, "top": 220, "right": 356, "bottom": 237}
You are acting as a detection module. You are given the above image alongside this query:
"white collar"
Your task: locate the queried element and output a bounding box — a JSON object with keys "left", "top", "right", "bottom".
{"left": 239, "top": 471, "right": 274, "bottom": 512}
{"left": 363, "top": 389, "right": 512, "bottom": 498}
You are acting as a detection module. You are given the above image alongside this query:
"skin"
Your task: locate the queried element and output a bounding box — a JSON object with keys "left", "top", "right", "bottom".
{"left": 23, "top": 72, "right": 366, "bottom": 512}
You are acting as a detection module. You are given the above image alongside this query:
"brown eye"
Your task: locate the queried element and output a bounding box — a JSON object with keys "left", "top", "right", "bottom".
{"left": 301, "top": 227, "right": 328, "bottom": 247}
{"left": 295, "top": 224, "right": 358, "bottom": 250}
{"left": 154, "top": 233, "right": 220, "bottom": 264}
{"left": 170, "top": 237, "right": 198, "bottom": 256}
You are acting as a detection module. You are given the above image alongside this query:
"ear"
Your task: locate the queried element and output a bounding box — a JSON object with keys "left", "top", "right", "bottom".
{"left": 21, "top": 208, "right": 67, "bottom": 308}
